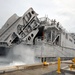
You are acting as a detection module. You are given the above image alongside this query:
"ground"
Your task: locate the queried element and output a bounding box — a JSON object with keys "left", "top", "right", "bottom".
{"left": 0, "top": 64, "right": 68, "bottom": 75}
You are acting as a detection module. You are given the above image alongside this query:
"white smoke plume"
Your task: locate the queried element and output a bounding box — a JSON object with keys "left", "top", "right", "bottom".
{"left": 7, "top": 44, "right": 39, "bottom": 66}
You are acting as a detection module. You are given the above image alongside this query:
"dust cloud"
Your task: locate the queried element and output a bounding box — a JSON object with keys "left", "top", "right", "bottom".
{"left": 7, "top": 44, "right": 39, "bottom": 66}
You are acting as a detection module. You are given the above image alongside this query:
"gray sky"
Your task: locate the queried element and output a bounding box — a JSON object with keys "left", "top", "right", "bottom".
{"left": 0, "top": 0, "right": 75, "bottom": 32}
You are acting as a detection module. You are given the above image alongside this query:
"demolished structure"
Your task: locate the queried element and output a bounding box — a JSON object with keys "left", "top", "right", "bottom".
{"left": 0, "top": 8, "right": 75, "bottom": 62}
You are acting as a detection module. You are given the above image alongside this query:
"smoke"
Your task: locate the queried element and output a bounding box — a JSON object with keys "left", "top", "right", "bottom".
{"left": 7, "top": 44, "right": 39, "bottom": 66}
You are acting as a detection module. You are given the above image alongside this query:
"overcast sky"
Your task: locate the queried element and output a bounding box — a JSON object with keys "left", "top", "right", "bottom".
{"left": 0, "top": 0, "right": 75, "bottom": 32}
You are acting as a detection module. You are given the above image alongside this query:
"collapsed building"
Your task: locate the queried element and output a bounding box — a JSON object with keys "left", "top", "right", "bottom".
{"left": 0, "top": 8, "right": 75, "bottom": 62}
